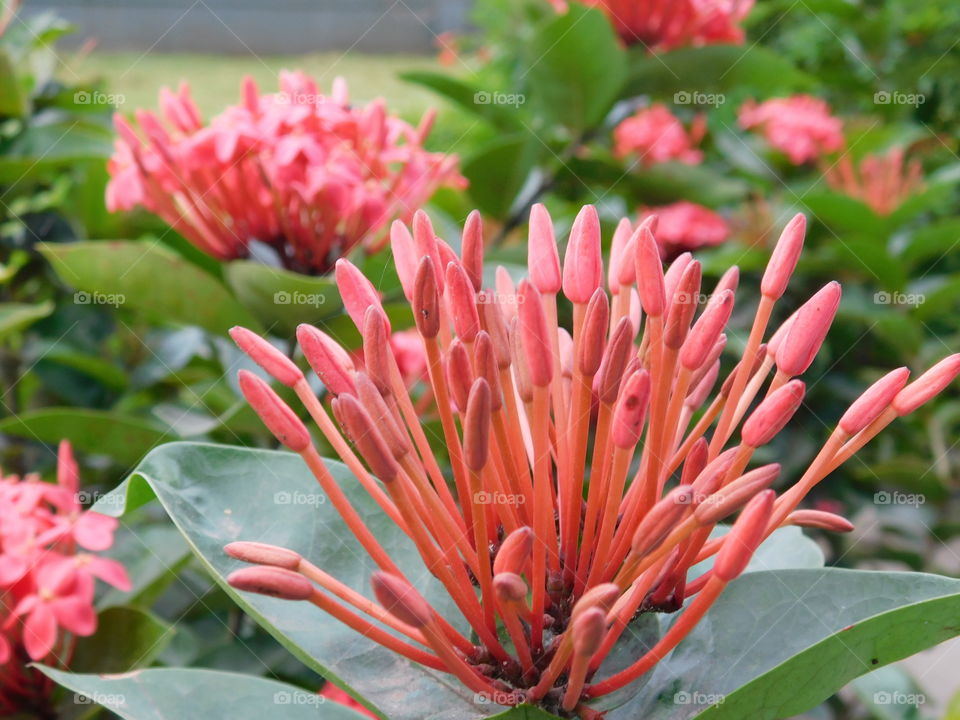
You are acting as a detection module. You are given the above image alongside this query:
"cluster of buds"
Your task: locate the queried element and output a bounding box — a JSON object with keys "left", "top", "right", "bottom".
{"left": 550, "top": 0, "right": 755, "bottom": 51}
{"left": 739, "top": 95, "right": 845, "bottom": 165}
{"left": 825, "top": 147, "right": 924, "bottom": 215}
{"left": 0, "top": 442, "right": 130, "bottom": 716}
{"left": 226, "top": 205, "right": 958, "bottom": 717}
{"left": 106, "top": 71, "right": 465, "bottom": 275}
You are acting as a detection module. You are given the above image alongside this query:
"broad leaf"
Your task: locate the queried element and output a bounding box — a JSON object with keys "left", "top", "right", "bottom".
{"left": 462, "top": 134, "right": 540, "bottom": 218}
{"left": 39, "top": 241, "right": 259, "bottom": 334}
{"left": 0, "top": 300, "right": 53, "bottom": 338}
{"left": 71, "top": 606, "right": 173, "bottom": 674}
{"left": 38, "top": 667, "right": 367, "bottom": 719}
{"left": 401, "top": 71, "right": 525, "bottom": 131}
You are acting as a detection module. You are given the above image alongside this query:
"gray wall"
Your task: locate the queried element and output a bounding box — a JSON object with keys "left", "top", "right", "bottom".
{"left": 27, "top": 0, "right": 472, "bottom": 54}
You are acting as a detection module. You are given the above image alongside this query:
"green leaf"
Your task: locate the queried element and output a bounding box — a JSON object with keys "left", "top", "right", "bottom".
{"left": 462, "top": 134, "right": 540, "bottom": 218}
{"left": 848, "top": 666, "right": 924, "bottom": 720}
{"left": 0, "top": 300, "right": 53, "bottom": 338}
{"left": 0, "top": 408, "right": 168, "bottom": 466}
{"left": 802, "top": 191, "right": 889, "bottom": 237}
{"left": 401, "top": 71, "right": 525, "bottom": 130}
{"left": 97, "top": 523, "right": 192, "bottom": 609}
{"left": 0, "top": 48, "right": 26, "bottom": 116}
{"left": 225, "top": 260, "right": 343, "bottom": 335}
{"left": 71, "top": 606, "right": 174, "bottom": 674}
{"left": 39, "top": 241, "right": 260, "bottom": 335}
{"left": 596, "top": 569, "right": 960, "bottom": 719}
{"left": 526, "top": 4, "right": 627, "bottom": 130}
{"left": 101, "top": 442, "right": 483, "bottom": 720}
{"left": 37, "top": 667, "right": 368, "bottom": 719}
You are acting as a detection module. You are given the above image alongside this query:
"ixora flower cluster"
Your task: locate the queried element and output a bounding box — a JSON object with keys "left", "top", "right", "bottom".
{"left": 225, "top": 206, "right": 959, "bottom": 718}
{"left": 0, "top": 442, "right": 130, "bottom": 715}
{"left": 106, "top": 71, "right": 465, "bottom": 274}
{"left": 551, "top": 0, "right": 755, "bottom": 51}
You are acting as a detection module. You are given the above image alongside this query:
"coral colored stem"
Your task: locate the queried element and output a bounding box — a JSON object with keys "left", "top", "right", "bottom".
{"left": 530, "top": 386, "right": 556, "bottom": 650}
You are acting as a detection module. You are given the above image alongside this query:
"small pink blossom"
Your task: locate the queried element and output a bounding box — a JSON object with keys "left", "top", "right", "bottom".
{"left": 640, "top": 201, "right": 731, "bottom": 258}
{"left": 824, "top": 146, "right": 923, "bottom": 215}
{"left": 739, "top": 95, "right": 844, "bottom": 165}
{"left": 614, "top": 104, "right": 705, "bottom": 166}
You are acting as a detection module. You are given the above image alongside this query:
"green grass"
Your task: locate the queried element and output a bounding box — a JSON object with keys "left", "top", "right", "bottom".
{"left": 70, "top": 51, "right": 441, "bottom": 120}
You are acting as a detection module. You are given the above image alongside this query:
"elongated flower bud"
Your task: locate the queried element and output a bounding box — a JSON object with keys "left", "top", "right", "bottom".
{"left": 463, "top": 378, "right": 492, "bottom": 472}
{"left": 445, "top": 339, "right": 473, "bottom": 413}
{"left": 680, "top": 290, "right": 734, "bottom": 370}
{"left": 786, "top": 509, "right": 854, "bottom": 533}
{"left": 413, "top": 210, "right": 443, "bottom": 292}
{"left": 767, "top": 312, "right": 796, "bottom": 359}
{"left": 611, "top": 369, "right": 651, "bottom": 449}
{"left": 413, "top": 256, "right": 441, "bottom": 339}
{"left": 355, "top": 372, "right": 409, "bottom": 460}
{"left": 714, "top": 265, "right": 739, "bottom": 296}
{"left": 608, "top": 218, "right": 634, "bottom": 294}
{"left": 713, "top": 490, "right": 776, "bottom": 582}
{"left": 446, "top": 261, "right": 481, "bottom": 342}
{"left": 481, "top": 297, "right": 512, "bottom": 369}
{"left": 230, "top": 327, "right": 303, "bottom": 388}
{"left": 462, "top": 210, "right": 485, "bottom": 292}
{"left": 529, "top": 203, "right": 561, "bottom": 294}
{"left": 663, "top": 253, "right": 692, "bottom": 308}
{"left": 363, "top": 307, "right": 392, "bottom": 396}
{"left": 493, "top": 572, "right": 528, "bottom": 603}
{"left": 681, "top": 437, "right": 709, "bottom": 487}
{"left": 694, "top": 464, "right": 780, "bottom": 525}
{"left": 238, "top": 370, "right": 311, "bottom": 452}
{"left": 225, "top": 541, "right": 302, "bottom": 570}
{"left": 776, "top": 282, "right": 841, "bottom": 376}
{"left": 839, "top": 367, "right": 910, "bottom": 435}
{"left": 297, "top": 324, "right": 355, "bottom": 396}
{"left": 761, "top": 213, "right": 805, "bottom": 299}
{"left": 494, "top": 526, "right": 533, "bottom": 574}
{"left": 572, "top": 607, "right": 606, "bottom": 657}
{"left": 496, "top": 267, "right": 519, "bottom": 323}
{"left": 371, "top": 572, "right": 433, "bottom": 628}
{"left": 336, "top": 259, "right": 387, "bottom": 332}
{"left": 228, "top": 566, "right": 313, "bottom": 601}
{"left": 578, "top": 288, "right": 609, "bottom": 376}
{"left": 741, "top": 379, "right": 805, "bottom": 447}
{"left": 664, "top": 260, "right": 702, "bottom": 349}
{"left": 617, "top": 233, "right": 638, "bottom": 288}
{"left": 475, "top": 332, "right": 504, "bottom": 412}
{"left": 518, "top": 281, "right": 553, "bottom": 387}
{"left": 510, "top": 318, "right": 533, "bottom": 404}
{"left": 390, "top": 220, "right": 417, "bottom": 301}
{"left": 571, "top": 584, "right": 620, "bottom": 622}
{"left": 337, "top": 394, "right": 400, "bottom": 482}
{"left": 595, "top": 317, "right": 634, "bottom": 404}
{"left": 892, "top": 354, "right": 960, "bottom": 415}
{"left": 562, "top": 205, "right": 603, "bottom": 303}
{"left": 632, "top": 485, "right": 695, "bottom": 557}
{"left": 634, "top": 225, "right": 666, "bottom": 317}
{"left": 686, "top": 360, "right": 720, "bottom": 411}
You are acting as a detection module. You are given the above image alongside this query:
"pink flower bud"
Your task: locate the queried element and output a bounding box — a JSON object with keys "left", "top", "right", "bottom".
{"left": 363, "top": 307, "right": 393, "bottom": 396}
{"left": 571, "top": 583, "right": 621, "bottom": 621}
{"left": 571, "top": 607, "right": 606, "bottom": 657}
{"left": 663, "top": 252, "right": 692, "bottom": 308}
{"left": 694, "top": 464, "right": 780, "bottom": 525}
{"left": 445, "top": 339, "right": 473, "bottom": 413}
{"left": 562, "top": 205, "right": 603, "bottom": 304}
{"left": 689, "top": 447, "right": 739, "bottom": 499}
{"left": 680, "top": 290, "right": 734, "bottom": 370}
{"left": 766, "top": 311, "right": 796, "bottom": 359}
{"left": 741, "top": 379, "right": 805, "bottom": 447}
{"left": 634, "top": 225, "right": 666, "bottom": 317}
{"left": 225, "top": 541, "right": 302, "bottom": 570}
{"left": 616, "top": 233, "right": 638, "bottom": 288}
{"left": 336, "top": 394, "right": 400, "bottom": 482}
{"left": 528, "top": 203, "right": 562, "bottom": 294}
{"left": 786, "top": 509, "right": 854, "bottom": 533}
{"left": 632, "top": 485, "right": 695, "bottom": 557}
{"left": 493, "top": 572, "right": 529, "bottom": 603}
{"left": 371, "top": 572, "right": 433, "bottom": 628}
{"left": 680, "top": 437, "right": 709, "bottom": 487}
{"left": 494, "top": 527, "right": 534, "bottom": 574}
{"left": 713, "top": 489, "right": 776, "bottom": 582}
{"left": 480, "top": 299, "right": 512, "bottom": 369}
{"left": 355, "top": 372, "right": 409, "bottom": 460}
{"left": 413, "top": 210, "right": 443, "bottom": 292}
{"left": 335, "top": 259, "right": 387, "bottom": 332}
{"left": 892, "top": 354, "right": 960, "bottom": 415}
{"left": 611, "top": 369, "right": 651, "bottom": 449}
{"left": 238, "top": 370, "right": 311, "bottom": 452}
{"left": 437, "top": 239, "right": 459, "bottom": 276}
{"left": 664, "top": 260, "right": 702, "bottom": 350}
{"left": 595, "top": 317, "right": 634, "bottom": 404}
{"left": 475, "top": 332, "right": 504, "bottom": 412}
{"left": 297, "top": 324, "right": 356, "bottom": 396}
{"left": 518, "top": 281, "right": 553, "bottom": 387}
{"left": 413, "top": 256, "right": 441, "bottom": 339}
{"left": 461, "top": 210, "right": 485, "bottom": 292}
{"left": 228, "top": 566, "right": 314, "bottom": 601}
{"left": 463, "top": 378, "right": 492, "bottom": 472}
{"left": 776, "top": 281, "right": 841, "bottom": 377}
{"left": 445, "top": 261, "right": 481, "bottom": 343}
{"left": 230, "top": 327, "right": 303, "bottom": 388}
{"left": 390, "top": 220, "right": 417, "bottom": 301}
{"left": 839, "top": 367, "right": 910, "bottom": 434}
{"left": 577, "top": 288, "right": 609, "bottom": 376}
{"left": 761, "top": 213, "right": 805, "bottom": 299}
{"left": 496, "top": 266, "right": 519, "bottom": 323}
{"left": 510, "top": 318, "right": 533, "bottom": 404}
{"left": 686, "top": 359, "right": 720, "bottom": 411}
{"left": 714, "top": 265, "right": 740, "bottom": 296}
{"left": 608, "top": 217, "right": 634, "bottom": 294}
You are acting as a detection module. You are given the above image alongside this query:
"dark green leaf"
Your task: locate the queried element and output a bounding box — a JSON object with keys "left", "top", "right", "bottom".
{"left": 401, "top": 71, "right": 525, "bottom": 130}
{"left": 463, "top": 134, "right": 540, "bottom": 218}
{"left": 71, "top": 606, "right": 173, "bottom": 674}
{"left": 0, "top": 300, "right": 53, "bottom": 338}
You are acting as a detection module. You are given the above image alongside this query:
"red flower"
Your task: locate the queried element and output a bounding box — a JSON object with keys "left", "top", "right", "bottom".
{"left": 614, "top": 104, "right": 705, "bottom": 166}
{"left": 739, "top": 95, "right": 844, "bottom": 165}
{"left": 640, "top": 201, "right": 731, "bottom": 258}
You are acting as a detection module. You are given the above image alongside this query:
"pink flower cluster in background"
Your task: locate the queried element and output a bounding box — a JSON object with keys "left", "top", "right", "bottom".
{"left": 0, "top": 442, "right": 130, "bottom": 715}
{"left": 640, "top": 201, "right": 730, "bottom": 258}
{"left": 825, "top": 147, "right": 924, "bottom": 215}
{"left": 614, "top": 104, "right": 705, "bottom": 166}
{"left": 107, "top": 71, "right": 466, "bottom": 275}
{"left": 739, "top": 95, "right": 844, "bottom": 165}
{"left": 552, "top": 0, "right": 755, "bottom": 51}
